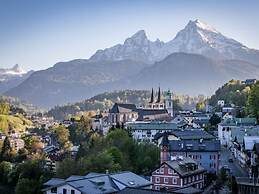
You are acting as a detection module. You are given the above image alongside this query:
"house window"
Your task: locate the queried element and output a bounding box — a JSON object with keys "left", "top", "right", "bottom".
{"left": 156, "top": 169, "right": 159, "bottom": 173}
{"left": 63, "top": 189, "right": 67, "bottom": 194}
{"left": 50, "top": 188, "right": 57, "bottom": 193}
{"left": 173, "top": 177, "right": 177, "bottom": 184}
{"left": 164, "top": 177, "right": 168, "bottom": 183}
{"left": 200, "top": 174, "right": 203, "bottom": 179}
{"left": 184, "top": 178, "right": 187, "bottom": 184}
{"left": 71, "top": 190, "right": 75, "bottom": 194}
{"left": 188, "top": 176, "right": 191, "bottom": 183}
{"left": 192, "top": 176, "right": 195, "bottom": 181}
{"left": 155, "top": 186, "right": 160, "bottom": 190}
{"left": 168, "top": 168, "right": 173, "bottom": 174}
{"left": 156, "top": 177, "right": 160, "bottom": 183}
{"left": 196, "top": 175, "right": 199, "bottom": 181}
{"left": 160, "top": 168, "right": 164, "bottom": 174}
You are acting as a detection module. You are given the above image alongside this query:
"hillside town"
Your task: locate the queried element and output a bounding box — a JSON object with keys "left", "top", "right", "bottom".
{"left": 1, "top": 1, "right": 259, "bottom": 194}
{"left": 1, "top": 81, "right": 259, "bottom": 194}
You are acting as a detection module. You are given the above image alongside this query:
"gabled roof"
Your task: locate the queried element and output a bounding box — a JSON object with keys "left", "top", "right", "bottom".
{"left": 126, "top": 121, "right": 177, "bottom": 131}
{"left": 172, "top": 186, "right": 202, "bottom": 194}
{"left": 43, "top": 171, "right": 151, "bottom": 194}
{"left": 118, "top": 187, "right": 170, "bottom": 193}
{"left": 137, "top": 109, "right": 171, "bottom": 121}
{"left": 154, "top": 130, "right": 216, "bottom": 141}
{"left": 109, "top": 103, "right": 137, "bottom": 113}
{"left": 168, "top": 139, "right": 220, "bottom": 152}
{"left": 160, "top": 157, "right": 206, "bottom": 177}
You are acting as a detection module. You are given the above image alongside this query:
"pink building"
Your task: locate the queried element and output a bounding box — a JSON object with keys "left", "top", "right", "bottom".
{"left": 152, "top": 156, "right": 205, "bottom": 192}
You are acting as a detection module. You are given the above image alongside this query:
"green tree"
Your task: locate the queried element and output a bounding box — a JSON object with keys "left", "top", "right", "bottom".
{"left": 0, "top": 103, "right": 10, "bottom": 115}
{"left": 196, "top": 102, "right": 206, "bottom": 112}
{"left": 52, "top": 125, "right": 71, "bottom": 151}
{"left": 0, "top": 161, "right": 12, "bottom": 184}
{"left": 0, "top": 136, "right": 13, "bottom": 162}
{"left": 246, "top": 83, "right": 259, "bottom": 121}
{"left": 209, "top": 114, "right": 221, "bottom": 126}
{"left": 15, "top": 178, "right": 38, "bottom": 194}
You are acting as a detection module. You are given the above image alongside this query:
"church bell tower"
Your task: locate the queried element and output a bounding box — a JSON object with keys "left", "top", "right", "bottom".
{"left": 165, "top": 90, "right": 173, "bottom": 117}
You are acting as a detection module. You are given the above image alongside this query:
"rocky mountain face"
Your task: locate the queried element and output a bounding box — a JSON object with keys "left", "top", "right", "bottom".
{"left": 0, "top": 64, "right": 33, "bottom": 94}
{"left": 4, "top": 19, "right": 259, "bottom": 108}
{"left": 91, "top": 19, "right": 259, "bottom": 65}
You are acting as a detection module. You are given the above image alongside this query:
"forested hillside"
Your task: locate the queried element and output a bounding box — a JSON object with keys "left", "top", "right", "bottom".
{"left": 209, "top": 80, "right": 252, "bottom": 107}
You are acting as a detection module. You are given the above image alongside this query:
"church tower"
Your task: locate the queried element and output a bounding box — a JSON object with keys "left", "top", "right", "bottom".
{"left": 165, "top": 90, "right": 173, "bottom": 117}
{"left": 160, "top": 133, "right": 170, "bottom": 164}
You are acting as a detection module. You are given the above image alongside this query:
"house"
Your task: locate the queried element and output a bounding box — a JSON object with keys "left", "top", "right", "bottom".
{"left": 242, "top": 79, "right": 257, "bottom": 85}
{"left": 233, "top": 136, "right": 259, "bottom": 173}
{"left": 159, "top": 133, "right": 220, "bottom": 173}
{"left": 42, "top": 171, "right": 152, "bottom": 194}
{"left": 217, "top": 100, "right": 225, "bottom": 107}
{"left": 154, "top": 129, "right": 216, "bottom": 146}
{"left": 151, "top": 156, "right": 205, "bottom": 192}
{"left": 126, "top": 121, "right": 178, "bottom": 142}
{"left": 217, "top": 117, "right": 257, "bottom": 146}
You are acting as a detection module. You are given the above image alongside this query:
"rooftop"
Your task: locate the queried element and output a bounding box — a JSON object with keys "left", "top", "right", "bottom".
{"left": 169, "top": 139, "right": 220, "bottom": 152}
{"left": 43, "top": 171, "right": 151, "bottom": 194}
{"left": 163, "top": 157, "right": 206, "bottom": 177}
{"left": 126, "top": 121, "right": 177, "bottom": 130}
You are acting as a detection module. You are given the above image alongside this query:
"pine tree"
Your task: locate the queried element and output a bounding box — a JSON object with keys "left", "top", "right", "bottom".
{"left": 0, "top": 136, "right": 12, "bottom": 162}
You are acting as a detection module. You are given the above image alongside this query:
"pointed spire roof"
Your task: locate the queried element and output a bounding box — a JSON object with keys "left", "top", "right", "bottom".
{"left": 161, "top": 133, "right": 169, "bottom": 146}
{"left": 156, "top": 87, "right": 161, "bottom": 103}
{"left": 149, "top": 88, "right": 154, "bottom": 103}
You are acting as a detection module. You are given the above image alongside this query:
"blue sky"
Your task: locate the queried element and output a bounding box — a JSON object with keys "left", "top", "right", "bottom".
{"left": 1, "top": 0, "right": 259, "bottom": 71}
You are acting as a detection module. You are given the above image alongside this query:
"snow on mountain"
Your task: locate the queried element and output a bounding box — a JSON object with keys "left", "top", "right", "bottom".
{"left": 90, "top": 19, "right": 259, "bottom": 65}
{"left": 90, "top": 30, "right": 165, "bottom": 63}
{"left": 0, "top": 64, "right": 32, "bottom": 94}
{"left": 0, "top": 64, "right": 27, "bottom": 77}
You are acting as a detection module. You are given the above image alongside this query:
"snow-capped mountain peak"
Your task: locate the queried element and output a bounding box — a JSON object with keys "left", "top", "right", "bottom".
{"left": 186, "top": 19, "right": 218, "bottom": 33}
{"left": 4, "top": 64, "right": 27, "bottom": 75}
{"left": 89, "top": 19, "right": 259, "bottom": 64}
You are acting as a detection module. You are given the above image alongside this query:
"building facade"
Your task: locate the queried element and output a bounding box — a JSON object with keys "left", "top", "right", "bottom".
{"left": 152, "top": 156, "right": 205, "bottom": 191}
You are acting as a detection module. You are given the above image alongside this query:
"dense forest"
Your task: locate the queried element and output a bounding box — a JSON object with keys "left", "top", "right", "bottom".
{"left": 209, "top": 80, "right": 252, "bottom": 107}
{"left": 48, "top": 90, "right": 206, "bottom": 120}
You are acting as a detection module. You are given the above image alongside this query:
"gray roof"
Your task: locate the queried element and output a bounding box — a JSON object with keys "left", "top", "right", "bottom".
{"left": 169, "top": 139, "right": 220, "bottom": 152}
{"left": 43, "top": 178, "right": 65, "bottom": 186}
{"left": 164, "top": 157, "right": 206, "bottom": 177}
{"left": 154, "top": 130, "right": 216, "bottom": 141}
{"left": 126, "top": 121, "right": 178, "bottom": 131}
{"left": 118, "top": 188, "right": 169, "bottom": 194}
{"left": 172, "top": 186, "right": 202, "bottom": 194}
{"left": 109, "top": 103, "right": 137, "bottom": 113}
{"left": 231, "top": 126, "right": 259, "bottom": 144}
{"left": 220, "top": 117, "right": 257, "bottom": 127}
{"left": 43, "top": 171, "right": 151, "bottom": 194}
{"left": 137, "top": 109, "right": 171, "bottom": 121}
{"left": 170, "top": 130, "right": 215, "bottom": 140}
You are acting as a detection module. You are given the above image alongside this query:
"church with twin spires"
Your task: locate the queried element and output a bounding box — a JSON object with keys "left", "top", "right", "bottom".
{"left": 108, "top": 87, "right": 174, "bottom": 125}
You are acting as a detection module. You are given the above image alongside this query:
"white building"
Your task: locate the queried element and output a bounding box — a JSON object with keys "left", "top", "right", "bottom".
{"left": 217, "top": 100, "right": 225, "bottom": 107}
{"left": 126, "top": 121, "right": 178, "bottom": 142}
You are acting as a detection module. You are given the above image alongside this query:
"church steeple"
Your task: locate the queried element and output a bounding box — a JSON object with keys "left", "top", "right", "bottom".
{"left": 156, "top": 87, "right": 161, "bottom": 103}
{"left": 149, "top": 88, "right": 154, "bottom": 103}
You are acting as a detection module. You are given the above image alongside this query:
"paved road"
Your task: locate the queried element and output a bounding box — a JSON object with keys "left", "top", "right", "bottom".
{"left": 220, "top": 146, "right": 249, "bottom": 177}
